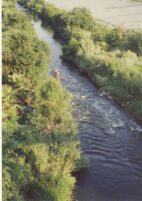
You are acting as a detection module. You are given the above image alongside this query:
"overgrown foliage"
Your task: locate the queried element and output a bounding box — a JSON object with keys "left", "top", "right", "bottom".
{"left": 2, "top": 1, "right": 81, "bottom": 200}
{"left": 18, "top": 0, "right": 142, "bottom": 121}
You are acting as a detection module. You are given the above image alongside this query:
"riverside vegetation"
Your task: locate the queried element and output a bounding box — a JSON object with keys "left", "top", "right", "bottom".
{"left": 19, "top": 0, "right": 142, "bottom": 122}
{"left": 2, "top": 0, "right": 86, "bottom": 200}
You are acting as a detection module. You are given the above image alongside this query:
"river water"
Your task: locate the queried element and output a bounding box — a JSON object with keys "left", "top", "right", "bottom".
{"left": 17, "top": 4, "right": 142, "bottom": 201}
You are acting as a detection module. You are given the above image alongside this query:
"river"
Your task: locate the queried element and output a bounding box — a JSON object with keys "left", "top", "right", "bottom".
{"left": 17, "top": 4, "right": 142, "bottom": 201}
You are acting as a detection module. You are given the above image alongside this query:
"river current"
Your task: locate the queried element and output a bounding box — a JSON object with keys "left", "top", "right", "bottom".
{"left": 17, "top": 4, "right": 142, "bottom": 201}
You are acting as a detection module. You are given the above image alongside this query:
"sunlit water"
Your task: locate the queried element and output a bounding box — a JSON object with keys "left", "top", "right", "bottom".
{"left": 17, "top": 4, "right": 142, "bottom": 201}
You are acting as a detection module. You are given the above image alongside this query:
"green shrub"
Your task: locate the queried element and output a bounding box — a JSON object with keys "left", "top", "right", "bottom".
{"left": 2, "top": 1, "right": 81, "bottom": 200}
{"left": 123, "top": 29, "right": 142, "bottom": 56}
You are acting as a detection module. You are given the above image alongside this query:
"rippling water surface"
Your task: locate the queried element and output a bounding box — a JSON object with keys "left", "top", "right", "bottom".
{"left": 17, "top": 4, "right": 142, "bottom": 201}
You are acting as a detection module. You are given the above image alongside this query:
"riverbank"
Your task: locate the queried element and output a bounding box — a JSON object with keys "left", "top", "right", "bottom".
{"left": 22, "top": 12, "right": 142, "bottom": 201}
{"left": 14, "top": 2, "right": 142, "bottom": 201}
{"left": 18, "top": 0, "right": 142, "bottom": 122}
{"left": 2, "top": 1, "right": 82, "bottom": 200}
{"left": 45, "top": 0, "right": 142, "bottom": 29}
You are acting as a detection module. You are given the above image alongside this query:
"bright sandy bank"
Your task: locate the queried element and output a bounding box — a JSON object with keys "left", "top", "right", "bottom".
{"left": 46, "top": 0, "right": 142, "bottom": 29}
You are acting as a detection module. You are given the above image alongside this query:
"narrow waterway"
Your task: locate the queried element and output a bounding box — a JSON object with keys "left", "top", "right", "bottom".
{"left": 17, "top": 4, "right": 142, "bottom": 201}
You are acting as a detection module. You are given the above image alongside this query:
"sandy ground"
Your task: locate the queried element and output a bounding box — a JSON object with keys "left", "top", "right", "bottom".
{"left": 45, "top": 0, "right": 142, "bottom": 29}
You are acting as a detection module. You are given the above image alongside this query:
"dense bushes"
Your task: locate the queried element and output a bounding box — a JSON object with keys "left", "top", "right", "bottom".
{"left": 18, "top": 0, "right": 142, "bottom": 121}
{"left": 3, "top": 30, "right": 50, "bottom": 77}
{"left": 2, "top": 1, "right": 81, "bottom": 200}
{"left": 62, "top": 36, "right": 142, "bottom": 120}
{"left": 122, "top": 30, "right": 142, "bottom": 56}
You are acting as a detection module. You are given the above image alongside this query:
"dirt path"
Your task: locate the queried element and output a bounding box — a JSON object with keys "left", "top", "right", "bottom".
{"left": 46, "top": 0, "right": 142, "bottom": 29}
